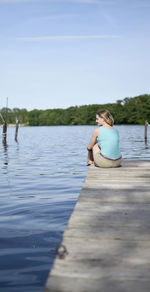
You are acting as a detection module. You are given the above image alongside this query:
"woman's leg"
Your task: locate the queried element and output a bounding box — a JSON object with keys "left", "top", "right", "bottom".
{"left": 93, "top": 143, "right": 100, "bottom": 159}
{"left": 92, "top": 143, "right": 102, "bottom": 167}
{"left": 87, "top": 149, "right": 94, "bottom": 165}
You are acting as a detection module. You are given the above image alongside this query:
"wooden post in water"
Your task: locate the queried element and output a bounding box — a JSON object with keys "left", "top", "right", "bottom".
{"left": 2, "top": 121, "right": 7, "bottom": 143}
{"left": 145, "top": 120, "right": 148, "bottom": 143}
{"left": 15, "top": 119, "right": 19, "bottom": 142}
{"left": 1, "top": 97, "right": 8, "bottom": 143}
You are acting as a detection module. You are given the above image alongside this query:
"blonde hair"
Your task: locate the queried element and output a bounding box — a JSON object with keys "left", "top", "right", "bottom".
{"left": 97, "top": 109, "right": 114, "bottom": 126}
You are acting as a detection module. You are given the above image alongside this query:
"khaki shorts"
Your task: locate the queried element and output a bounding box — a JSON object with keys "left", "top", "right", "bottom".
{"left": 94, "top": 150, "right": 122, "bottom": 168}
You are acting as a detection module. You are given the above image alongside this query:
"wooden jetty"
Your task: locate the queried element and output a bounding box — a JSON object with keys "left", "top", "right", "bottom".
{"left": 45, "top": 160, "right": 150, "bottom": 292}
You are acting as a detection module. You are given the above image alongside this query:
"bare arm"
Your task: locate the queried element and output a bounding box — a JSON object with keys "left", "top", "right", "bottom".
{"left": 87, "top": 128, "right": 100, "bottom": 150}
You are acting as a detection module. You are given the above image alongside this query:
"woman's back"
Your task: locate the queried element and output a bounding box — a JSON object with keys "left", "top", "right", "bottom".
{"left": 97, "top": 126, "right": 121, "bottom": 159}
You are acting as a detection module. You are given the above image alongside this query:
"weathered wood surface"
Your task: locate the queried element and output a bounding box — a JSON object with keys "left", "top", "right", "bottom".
{"left": 44, "top": 160, "right": 150, "bottom": 292}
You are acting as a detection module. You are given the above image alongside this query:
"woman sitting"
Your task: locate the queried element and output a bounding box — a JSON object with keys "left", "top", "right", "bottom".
{"left": 87, "top": 109, "right": 122, "bottom": 168}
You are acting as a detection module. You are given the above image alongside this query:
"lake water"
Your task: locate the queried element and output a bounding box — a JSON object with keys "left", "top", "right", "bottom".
{"left": 0, "top": 125, "right": 150, "bottom": 292}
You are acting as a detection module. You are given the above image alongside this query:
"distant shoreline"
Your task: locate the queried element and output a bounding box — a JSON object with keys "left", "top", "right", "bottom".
{"left": 0, "top": 94, "right": 149, "bottom": 126}
{"left": 0, "top": 123, "right": 27, "bottom": 127}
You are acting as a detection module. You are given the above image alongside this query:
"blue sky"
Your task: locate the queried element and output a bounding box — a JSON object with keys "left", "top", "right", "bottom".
{"left": 0, "top": 0, "right": 150, "bottom": 110}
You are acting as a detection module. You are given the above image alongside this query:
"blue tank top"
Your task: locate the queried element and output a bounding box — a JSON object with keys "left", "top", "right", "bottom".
{"left": 97, "top": 126, "right": 121, "bottom": 159}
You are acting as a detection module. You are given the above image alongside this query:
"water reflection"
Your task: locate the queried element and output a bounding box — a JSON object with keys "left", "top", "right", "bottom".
{"left": 117, "top": 125, "right": 150, "bottom": 159}
{"left": 2, "top": 140, "right": 8, "bottom": 166}
{"left": 145, "top": 140, "right": 149, "bottom": 149}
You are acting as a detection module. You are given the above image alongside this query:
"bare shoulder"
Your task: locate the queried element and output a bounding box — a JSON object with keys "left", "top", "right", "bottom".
{"left": 93, "top": 127, "right": 100, "bottom": 137}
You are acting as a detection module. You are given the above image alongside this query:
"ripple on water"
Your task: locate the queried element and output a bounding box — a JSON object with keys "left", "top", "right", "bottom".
{"left": 0, "top": 125, "right": 150, "bottom": 292}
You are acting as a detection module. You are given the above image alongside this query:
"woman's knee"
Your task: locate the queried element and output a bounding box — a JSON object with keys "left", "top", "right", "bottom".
{"left": 93, "top": 143, "right": 100, "bottom": 153}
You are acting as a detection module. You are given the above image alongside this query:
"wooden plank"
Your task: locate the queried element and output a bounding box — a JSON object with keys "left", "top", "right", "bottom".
{"left": 44, "top": 160, "right": 150, "bottom": 292}
{"left": 45, "top": 277, "right": 150, "bottom": 292}
{"left": 49, "top": 238, "right": 150, "bottom": 278}
{"left": 78, "top": 187, "right": 150, "bottom": 203}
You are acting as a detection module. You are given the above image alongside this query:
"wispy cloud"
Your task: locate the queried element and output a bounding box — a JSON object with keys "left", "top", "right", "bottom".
{"left": 14, "top": 34, "right": 120, "bottom": 41}
{"left": 0, "top": 0, "right": 116, "bottom": 4}
{"left": 0, "top": 0, "right": 37, "bottom": 2}
{"left": 67, "top": 0, "right": 116, "bottom": 3}
{"left": 129, "top": 0, "right": 150, "bottom": 9}
{"left": 134, "top": 3, "right": 150, "bottom": 8}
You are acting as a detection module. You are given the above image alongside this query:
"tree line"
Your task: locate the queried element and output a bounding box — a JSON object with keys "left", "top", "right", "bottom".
{"left": 0, "top": 94, "right": 150, "bottom": 126}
